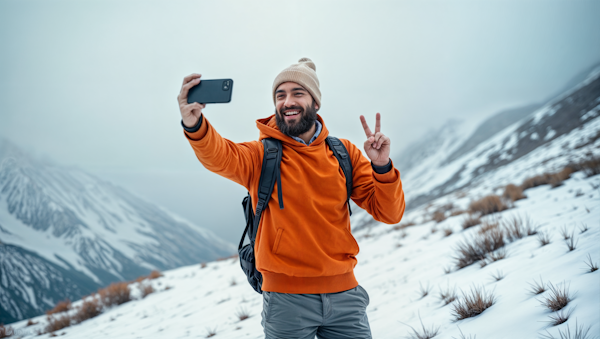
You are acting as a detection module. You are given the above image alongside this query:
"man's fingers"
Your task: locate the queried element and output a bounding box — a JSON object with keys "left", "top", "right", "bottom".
{"left": 181, "top": 102, "right": 203, "bottom": 114}
{"left": 179, "top": 77, "right": 201, "bottom": 103}
{"left": 182, "top": 73, "right": 201, "bottom": 86}
{"left": 360, "top": 115, "right": 373, "bottom": 137}
{"left": 376, "top": 134, "right": 388, "bottom": 149}
{"left": 375, "top": 113, "right": 381, "bottom": 134}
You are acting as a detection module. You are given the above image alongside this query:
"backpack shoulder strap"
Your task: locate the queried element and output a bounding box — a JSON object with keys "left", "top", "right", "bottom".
{"left": 249, "top": 138, "right": 283, "bottom": 244}
{"left": 325, "top": 136, "right": 354, "bottom": 216}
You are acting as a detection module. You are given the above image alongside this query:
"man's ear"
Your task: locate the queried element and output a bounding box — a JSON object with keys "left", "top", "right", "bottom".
{"left": 315, "top": 103, "right": 320, "bottom": 111}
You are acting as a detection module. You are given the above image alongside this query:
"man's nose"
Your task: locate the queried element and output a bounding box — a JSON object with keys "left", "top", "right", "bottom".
{"left": 284, "top": 96, "right": 297, "bottom": 108}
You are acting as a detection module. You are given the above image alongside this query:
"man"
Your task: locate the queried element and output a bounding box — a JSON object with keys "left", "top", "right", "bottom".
{"left": 177, "top": 58, "right": 405, "bottom": 339}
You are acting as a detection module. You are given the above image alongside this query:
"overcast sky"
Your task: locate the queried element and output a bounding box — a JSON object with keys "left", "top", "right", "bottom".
{"left": 1, "top": 0, "right": 599, "bottom": 246}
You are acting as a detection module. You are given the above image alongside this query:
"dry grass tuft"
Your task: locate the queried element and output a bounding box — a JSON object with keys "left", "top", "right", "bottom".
{"left": 583, "top": 254, "right": 598, "bottom": 273}
{"left": 579, "top": 223, "right": 589, "bottom": 234}
{"left": 0, "top": 324, "right": 15, "bottom": 338}
{"left": 46, "top": 299, "right": 72, "bottom": 315}
{"left": 540, "top": 282, "right": 572, "bottom": 312}
{"left": 148, "top": 270, "right": 163, "bottom": 280}
{"left": 235, "top": 307, "right": 250, "bottom": 321}
{"left": 528, "top": 277, "right": 546, "bottom": 295}
{"left": 578, "top": 154, "right": 600, "bottom": 177}
{"left": 71, "top": 297, "right": 102, "bottom": 324}
{"left": 462, "top": 214, "right": 481, "bottom": 230}
{"left": 200, "top": 262, "right": 207, "bottom": 269}
{"left": 549, "top": 168, "right": 574, "bottom": 188}
{"left": 478, "top": 220, "right": 499, "bottom": 234}
{"left": 540, "top": 320, "right": 594, "bottom": 339}
{"left": 26, "top": 319, "right": 38, "bottom": 327}
{"left": 468, "top": 195, "right": 508, "bottom": 216}
{"left": 45, "top": 314, "right": 71, "bottom": 333}
{"left": 443, "top": 266, "right": 452, "bottom": 275}
{"left": 432, "top": 211, "right": 446, "bottom": 223}
{"left": 438, "top": 284, "right": 457, "bottom": 305}
{"left": 548, "top": 308, "right": 573, "bottom": 327}
{"left": 559, "top": 225, "right": 572, "bottom": 240}
{"left": 393, "top": 221, "right": 416, "bottom": 231}
{"left": 419, "top": 282, "right": 432, "bottom": 299}
{"left": 452, "top": 327, "right": 476, "bottom": 339}
{"left": 565, "top": 235, "right": 578, "bottom": 252}
{"left": 205, "top": 327, "right": 217, "bottom": 338}
{"left": 490, "top": 270, "right": 505, "bottom": 282}
{"left": 450, "top": 210, "right": 466, "bottom": 217}
{"left": 451, "top": 286, "right": 496, "bottom": 321}
{"left": 538, "top": 232, "right": 552, "bottom": 247}
{"left": 443, "top": 228, "right": 453, "bottom": 237}
{"left": 520, "top": 173, "right": 553, "bottom": 190}
{"left": 140, "top": 283, "right": 154, "bottom": 298}
{"left": 503, "top": 214, "right": 537, "bottom": 242}
{"left": 453, "top": 228, "right": 505, "bottom": 269}
{"left": 98, "top": 282, "right": 131, "bottom": 307}
{"left": 404, "top": 313, "right": 440, "bottom": 339}
{"left": 503, "top": 184, "right": 526, "bottom": 202}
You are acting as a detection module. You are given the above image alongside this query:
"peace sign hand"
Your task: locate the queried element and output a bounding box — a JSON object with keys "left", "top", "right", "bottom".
{"left": 360, "top": 113, "right": 391, "bottom": 167}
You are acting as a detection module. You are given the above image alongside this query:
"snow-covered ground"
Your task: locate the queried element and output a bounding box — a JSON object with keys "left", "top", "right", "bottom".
{"left": 8, "top": 169, "right": 599, "bottom": 339}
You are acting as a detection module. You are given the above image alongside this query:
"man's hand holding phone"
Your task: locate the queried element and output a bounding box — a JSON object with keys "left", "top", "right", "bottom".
{"left": 178, "top": 74, "right": 205, "bottom": 128}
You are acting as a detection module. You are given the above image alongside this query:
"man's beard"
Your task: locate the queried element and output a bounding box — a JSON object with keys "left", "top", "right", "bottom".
{"left": 275, "top": 102, "right": 318, "bottom": 137}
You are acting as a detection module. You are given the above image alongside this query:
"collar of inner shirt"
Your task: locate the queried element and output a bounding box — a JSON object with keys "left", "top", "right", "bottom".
{"left": 289, "top": 120, "right": 322, "bottom": 145}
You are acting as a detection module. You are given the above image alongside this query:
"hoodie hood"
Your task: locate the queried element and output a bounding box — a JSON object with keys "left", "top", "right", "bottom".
{"left": 256, "top": 113, "right": 330, "bottom": 148}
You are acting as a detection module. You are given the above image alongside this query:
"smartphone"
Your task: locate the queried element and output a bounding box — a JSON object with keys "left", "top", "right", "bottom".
{"left": 187, "top": 79, "right": 234, "bottom": 104}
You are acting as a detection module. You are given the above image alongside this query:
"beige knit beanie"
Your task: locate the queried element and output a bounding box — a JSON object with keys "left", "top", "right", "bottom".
{"left": 272, "top": 57, "right": 321, "bottom": 109}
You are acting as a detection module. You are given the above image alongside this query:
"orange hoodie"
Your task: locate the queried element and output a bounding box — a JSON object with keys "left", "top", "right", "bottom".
{"left": 184, "top": 113, "right": 405, "bottom": 294}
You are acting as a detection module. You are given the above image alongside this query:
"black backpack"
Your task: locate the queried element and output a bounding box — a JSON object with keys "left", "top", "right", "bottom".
{"left": 238, "top": 136, "right": 354, "bottom": 294}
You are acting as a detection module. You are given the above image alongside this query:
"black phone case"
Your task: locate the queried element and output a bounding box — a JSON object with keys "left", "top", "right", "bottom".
{"left": 187, "top": 79, "right": 234, "bottom": 104}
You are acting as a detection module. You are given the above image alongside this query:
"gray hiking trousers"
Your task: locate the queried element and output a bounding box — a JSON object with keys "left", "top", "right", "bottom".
{"left": 261, "top": 285, "right": 372, "bottom": 339}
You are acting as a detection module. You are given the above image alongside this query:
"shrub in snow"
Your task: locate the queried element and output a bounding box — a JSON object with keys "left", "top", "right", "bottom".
{"left": 559, "top": 225, "right": 572, "bottom": 240}
{"left": 45, "top": 314, "right": 71, "bottom": 333}
{"left": 148, "top": 270, "right": 163, "bottom": 280}
{"left": 540, "top": 282, "right": 572, "bottom": 312}
{"left": 520, "top": 173, "right": 554, "bottom": 191}
{"left": 453, "top": 228, "right": 505, "bottom": 269}
{"left": 502, "top": 214, "right": 537, "bottom": 242}
{"left": 46, "top": 298, "right": 72, "bottom": 315}
{"left": 461, "top": 214, "right": 481, "bottom": 230}
{"left": 25, "top": 319, "right": 38, "bottom": 327}
{"left": 469, "top": 195, "right": 508, "bottom": 216}
{"left": 443, "top": 227, "right": 453, "bottom": 237}
{"left": 140, "top": 283, "right": 154, "bottom": 298}
{"left": 503, "top": 184, "right": 526, "bottom": 202}
{"left": 71, "top": 297, "right": 102, "bottom": 324}
{"left": 0, "top": 324, "right": 15, "bottom": 338}
{"left": 451, "top": 286, "right": 496, "bottom": 321}
{"left": 490, "top": 270, "right": 505, "bottom": 282}
{"left": 98, "top": 282, "right": 131, "bottom": 307}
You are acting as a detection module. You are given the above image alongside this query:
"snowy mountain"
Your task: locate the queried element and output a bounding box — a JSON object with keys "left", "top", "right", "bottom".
{"left": 0, "top": 140, "right": 236, "bottom": 324}
{"left": 393, "top": 67, "right": 600, "bottom": 211}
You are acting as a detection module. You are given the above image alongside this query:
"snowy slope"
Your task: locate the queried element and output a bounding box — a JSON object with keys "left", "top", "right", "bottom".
{"left": 7, "top": 170, "right": 599, "bottom": 339}
{"left": 5, "top": 67, "right": 600, "bottom": 339}
{"left": 0, "top": 139, "right": 236, "bottom": 323}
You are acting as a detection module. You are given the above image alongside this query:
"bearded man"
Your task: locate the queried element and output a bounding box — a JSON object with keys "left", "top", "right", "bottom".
{"left": 178, "top": 58, "right": 405, "bottom": 339}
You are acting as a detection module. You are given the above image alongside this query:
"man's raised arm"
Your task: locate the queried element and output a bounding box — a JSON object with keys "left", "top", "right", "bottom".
{"left": 177, "top": 74, "right": 262, "bottom": 190}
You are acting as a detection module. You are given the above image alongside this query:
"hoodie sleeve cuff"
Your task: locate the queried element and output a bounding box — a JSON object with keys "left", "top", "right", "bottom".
{"left": 181, "top": 115, "right": 203, "bottom": 133}
{"left": 371, "top": 159, "right": 392, "bottom": 174}
{"left": 182, "top": 115, "right": 208, "bottom": 141}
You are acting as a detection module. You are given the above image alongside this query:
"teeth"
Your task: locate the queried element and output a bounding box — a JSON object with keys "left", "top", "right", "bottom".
{"left": 284, "top": 111, "right": 299, "bottom": 116}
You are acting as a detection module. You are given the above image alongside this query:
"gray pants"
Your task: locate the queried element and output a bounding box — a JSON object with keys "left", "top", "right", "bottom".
{"left": 261, "top": 285, "right": 372, "bottom": 339}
